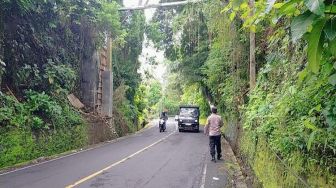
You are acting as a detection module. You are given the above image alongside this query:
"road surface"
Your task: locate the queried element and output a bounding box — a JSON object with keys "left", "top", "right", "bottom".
{"left": 0, "top": 118, "right": 229, "bottom": 188}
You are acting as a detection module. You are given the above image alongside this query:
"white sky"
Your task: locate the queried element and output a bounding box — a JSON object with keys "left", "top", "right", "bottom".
{"left": 123, "top": 0, "right": 166, "bottom": 83}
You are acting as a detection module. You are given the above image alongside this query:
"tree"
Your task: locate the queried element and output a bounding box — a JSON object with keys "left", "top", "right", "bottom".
{"left": 147, "top": 81, "right": 162, "bottom": 107}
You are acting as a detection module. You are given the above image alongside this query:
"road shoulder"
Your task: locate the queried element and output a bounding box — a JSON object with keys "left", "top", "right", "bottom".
{"left": 0, "top": 120, "right": 156, "bottom": 175}
{"left": 204, "top": 136, "right": 248, "bottom": 188}
{"left": 222, "top": 137, "right": 248, "bottom": 188}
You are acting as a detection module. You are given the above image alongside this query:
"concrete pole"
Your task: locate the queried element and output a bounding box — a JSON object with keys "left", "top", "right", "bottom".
{"left": 105, "top": 36, "right": 116, "bottom": 135}
{"left": 107, "top": 37, "right": 113, "bottom": 118}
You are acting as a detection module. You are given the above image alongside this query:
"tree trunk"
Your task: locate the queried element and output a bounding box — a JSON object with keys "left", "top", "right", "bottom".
{"left": 201, "top": 85, "right": 214, "bottom": 107}
{"left": 0, "top": 7, "right": 4, "bottom": 86}
{"left": 249, "top": 0, "right": 256, "bottom": 90}
{"left": 0, "top": 9, "right": 3, "bottom": 60}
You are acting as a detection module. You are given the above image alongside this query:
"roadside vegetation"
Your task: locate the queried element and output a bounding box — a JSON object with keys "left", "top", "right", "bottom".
{"left": 0, "top": 0, "right": 335, "bottom": 187}
{"left": 0, "top": 0, "right": 163, "bottom": 169}
{"left": 147, "top": 0, "right": 336, "bottom": 187}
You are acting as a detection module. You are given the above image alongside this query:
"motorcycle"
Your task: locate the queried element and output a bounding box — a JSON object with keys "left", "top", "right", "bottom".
{"left": 159, "top": 118, "right": 166, "bottom": 132}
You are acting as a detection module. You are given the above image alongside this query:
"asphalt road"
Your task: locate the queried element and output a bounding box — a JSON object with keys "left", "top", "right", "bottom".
{"left": 0, "top": 118, "right": 229, "bottom": 188}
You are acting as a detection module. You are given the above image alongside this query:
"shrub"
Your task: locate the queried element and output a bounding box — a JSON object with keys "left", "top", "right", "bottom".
{"left": 0, "top": 91, "right": 87, "bottom": 169}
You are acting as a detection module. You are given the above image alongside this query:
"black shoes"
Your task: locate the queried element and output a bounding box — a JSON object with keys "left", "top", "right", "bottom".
{"left": 211, "top": 156, "right": 216, "bottom": 162}
{"left": 211, "top": 155, "right": 222, "bottom": 162}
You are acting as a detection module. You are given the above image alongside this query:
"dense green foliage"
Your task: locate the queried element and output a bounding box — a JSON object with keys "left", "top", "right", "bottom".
{"left": 0, "top": 0, "right": 148, "bottom": 168}
{"left": 0, "top": 91, "right": 87, "bottom": 168}
{"left": 112, "top": 10, "right": 147, "bottom": 132}
{"left": 147, "top": 0, "right": 336, "bottom": 187}
{"left": 160, "top": 72, "right": 182, "bottom": 115}
{"left": 231, "top": 0, "right": 336, "bottom": 186}
{"left": 224, "top": 0, "right": 336, "bottom": 74}
{"left": 1, "top": 1, "right": 335, "bottom": 185}
{"left": 147, "top": 3, "right": 213, "bottom": 116}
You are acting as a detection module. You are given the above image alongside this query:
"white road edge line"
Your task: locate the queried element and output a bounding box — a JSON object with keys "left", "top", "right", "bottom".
{"left": 0, "top": 146, "right": 98, "bottom": 176}
{"left": 0, "top": 124, "right": 156, "bottom": 176}
{"left": 200, "top": 162, "right": 207, "bottom": 188}
{"left": 65, "top": 131, "right": 176, "bottom": 188}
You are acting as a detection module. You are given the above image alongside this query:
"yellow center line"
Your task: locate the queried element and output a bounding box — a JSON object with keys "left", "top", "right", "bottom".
{"left": 65, "top": 131, "right": 176, "bottom": 188}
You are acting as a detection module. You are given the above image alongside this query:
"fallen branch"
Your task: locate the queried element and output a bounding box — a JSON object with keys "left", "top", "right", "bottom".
{"left": 5, "top": 85, "right": 19, "bottom": 102}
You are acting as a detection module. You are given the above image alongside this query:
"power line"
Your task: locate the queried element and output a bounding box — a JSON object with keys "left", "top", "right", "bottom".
{"left": 119, "top": 0, "right": 202, "bottom": 11}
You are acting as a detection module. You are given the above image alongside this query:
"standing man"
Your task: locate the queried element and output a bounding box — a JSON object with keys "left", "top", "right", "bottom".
{"left": 204, "top": 106, "right": 223, "bottom": 162}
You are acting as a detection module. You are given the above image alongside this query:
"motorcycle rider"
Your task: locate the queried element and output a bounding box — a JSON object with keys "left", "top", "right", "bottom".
{"left": 159, "top": 111, "right": 168, "bottom": 130}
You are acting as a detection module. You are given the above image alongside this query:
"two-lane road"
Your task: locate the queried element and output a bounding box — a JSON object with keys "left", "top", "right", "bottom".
{"left": 0, "top": 118, "right": 228, "bottom": 188}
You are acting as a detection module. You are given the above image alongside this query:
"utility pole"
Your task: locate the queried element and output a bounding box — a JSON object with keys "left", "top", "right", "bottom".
{"left": 249, "top": 0, "right": 256, "bottom": 90}
{"left": 107, "top": 37, "right": 113, "bottom": 118}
